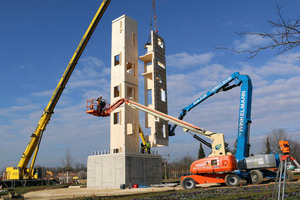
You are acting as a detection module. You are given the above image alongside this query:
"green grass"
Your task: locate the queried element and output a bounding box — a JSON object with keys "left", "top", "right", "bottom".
{"left": 0, "top": 184, "right": 68, "bottom": 197}
{"left": 69, "top": 182, "right": 300, "bottom": 200}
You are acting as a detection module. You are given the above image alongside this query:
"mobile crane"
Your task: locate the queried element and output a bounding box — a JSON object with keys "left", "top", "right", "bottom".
{"left": 3, "top": 0, "right": 111, "bottom": 186}
{"left": 168, "top": 72, "right": 277, "bottom": 185}
{"left": 87, "top": 98, "right": 240, "bottom": 187}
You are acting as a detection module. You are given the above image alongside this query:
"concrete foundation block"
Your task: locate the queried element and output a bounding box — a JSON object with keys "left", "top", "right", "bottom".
{"left": 87, "top": 153, "right": 162, "bottom": 188}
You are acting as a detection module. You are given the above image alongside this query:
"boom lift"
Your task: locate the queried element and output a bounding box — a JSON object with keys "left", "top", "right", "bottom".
{"left": 87, "top": 98, "right": 239, "bottom": 187}
{"left": 87, "top": 99, "right": 162, "bottom": 154}
{"left": 4, "top": 0, "right": 111, "bottom": 185}
{"left": 169, "top": 72, "right": 252, "bottom": 159}
{"left": 169, "top": 72, "right": 277, "bottom": 185}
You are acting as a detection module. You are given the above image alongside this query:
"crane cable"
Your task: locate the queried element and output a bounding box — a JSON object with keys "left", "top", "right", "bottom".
{"left": 147, "top": 0, "right": 158, "bottom": 45}
{"left": 151, "top": 0, "right": 158, "bottom": 33}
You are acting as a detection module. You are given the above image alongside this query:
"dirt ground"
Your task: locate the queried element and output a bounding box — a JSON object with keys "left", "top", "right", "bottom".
{"left": 23, "top": 178, "right": 300, "bottom": 199}
{"left": 23, "top": 185, "right": 183, "bottom": 200}
{"left": 23, "top": 183, "right": 220, "bottom": 200}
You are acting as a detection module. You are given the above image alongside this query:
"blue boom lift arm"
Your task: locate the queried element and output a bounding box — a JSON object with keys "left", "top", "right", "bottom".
{"left": 168, "top": 72, "right": 253, "bottom": 161}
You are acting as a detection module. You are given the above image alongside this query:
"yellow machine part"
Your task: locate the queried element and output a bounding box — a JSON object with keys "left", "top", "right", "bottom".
{"left": 5, "top": 167, "right": 20, "bottom": 180}
{"left": 25, "top": 168, "right": 41, "bottom": 179}
{"left": 139, "top": 125, "right": 150, "bottom": 153}
{"left": 5, "top": 167, "right": 41, "bottom": 180}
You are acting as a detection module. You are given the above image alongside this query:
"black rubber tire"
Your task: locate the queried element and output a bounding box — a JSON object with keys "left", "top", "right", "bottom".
{"left": 286, "top": 169, "right": 294, "bottom": 182}
{"left": 181, "top": 177, "right": 196, "bottom": 190}
{"left": 225, "top": 174, "right": 240, "bottom": 187}
{"left": 250, "top": 170, "right": 263, "bottom": 185}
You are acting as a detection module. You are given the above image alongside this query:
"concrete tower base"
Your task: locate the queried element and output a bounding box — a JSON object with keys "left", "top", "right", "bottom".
{"left": 87, "top": 153, "right": 162, "bottom": 188}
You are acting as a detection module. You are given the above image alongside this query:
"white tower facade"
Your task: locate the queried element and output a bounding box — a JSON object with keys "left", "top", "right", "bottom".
{"left": 110, "top": 15, "right": 139, "bottom": 153}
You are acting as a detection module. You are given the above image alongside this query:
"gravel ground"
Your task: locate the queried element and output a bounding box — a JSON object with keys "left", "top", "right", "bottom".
{"left": 23, "top": 179, "right": 300, "bottom": 200}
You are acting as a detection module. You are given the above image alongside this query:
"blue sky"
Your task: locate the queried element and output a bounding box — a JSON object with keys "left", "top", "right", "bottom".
{"left": 1, "top": 0, "right": 300, "bottom": 170}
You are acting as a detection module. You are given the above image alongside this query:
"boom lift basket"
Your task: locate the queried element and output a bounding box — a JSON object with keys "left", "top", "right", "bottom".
{"left": 86, "top": 99, "right": 110, "bottom": 117}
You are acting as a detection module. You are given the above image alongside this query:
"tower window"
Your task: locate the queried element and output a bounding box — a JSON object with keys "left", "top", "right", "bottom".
{"left": 157, "top": 61, "right": 165, "bottom": 69}
{"left": 114, "top": 85, "right": 120, "bottom": 97}
{"left": 162, "top": 124, "right": 166, "bottom": 138}
{"left": 156, "top": 74, "right": 162, "bottom": 84}
{"left": 147, "top": 89, "right": 152, "bottom": 105}
{"left": 114, "top": 54, "right": 121, "bottom": 66}
{"left": 126, "top": 62, "right": 134, "bottom": 75}
{"left": 127, "top": 86, "right": 134, "bottom": 100}
{"left": 161, "top": 88, "right": 166, "bottom": 102}
{"left": 127, "top": 123, "right": 133, "bottom": 135}
{"left": 114, "top": 112, "right": 120, "bottom": 124}
{"left": 132, "top": 32, "right": 136, "bottom": 46}
{"left": 158, "top": 38, "right": 164, "bottom": 49}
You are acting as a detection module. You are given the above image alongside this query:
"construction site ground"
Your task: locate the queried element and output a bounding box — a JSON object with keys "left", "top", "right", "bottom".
{"left": 23, "top": 185, "right": 184, "bottom": 200}
{"left": 21, "top": 179, "right": 300, "bottom": 200}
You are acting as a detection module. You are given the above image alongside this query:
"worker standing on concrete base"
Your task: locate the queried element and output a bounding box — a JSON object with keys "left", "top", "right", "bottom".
{"left": 146, "top": 142, "right": 151, "bottom": 154}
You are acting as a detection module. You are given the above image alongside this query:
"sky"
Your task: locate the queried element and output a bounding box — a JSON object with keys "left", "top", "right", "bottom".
{"left": 1, "top": 0, "right": 300, "bottom": 171}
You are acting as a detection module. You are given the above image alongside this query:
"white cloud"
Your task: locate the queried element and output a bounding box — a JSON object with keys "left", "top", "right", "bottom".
{"left": 80, "top": 56, "right": 105, "bottom": 67}
{"left": 167, "top": 52, "right": 214, "bottom": 68}
{"left": 257, "top": 54, "right": 300, "bottom": 77}
{"left": 18, "top": 65, "right": 25, "bottom": 69}
{"left": 233, "top": 34, "right": 271, "bottom": 50}
{"left": 0, "top": 104, "right": 40, "bottom": 118}
{"left": 21, "top": 83, "right": 37, "bottom": 90}
{"left": 32, "top": 90, "right": 54, "bottom": 97}
{"left": 69, "top": 56, "right": 110, "bottom": 89}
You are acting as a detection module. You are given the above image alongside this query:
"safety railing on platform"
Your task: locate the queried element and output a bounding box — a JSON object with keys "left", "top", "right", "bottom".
{"left": 90, "top": 148, "right": 158, "bottom": 156}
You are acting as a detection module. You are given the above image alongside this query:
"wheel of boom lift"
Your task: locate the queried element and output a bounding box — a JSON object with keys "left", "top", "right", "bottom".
{"left": 250, "top": 170, "right": 263, "bottom": 185}
{"left": 181, "top": 177, "right": 196, "bottom": 189}
{"left": 225, "top": 174, "right": 240, "bottom": 187}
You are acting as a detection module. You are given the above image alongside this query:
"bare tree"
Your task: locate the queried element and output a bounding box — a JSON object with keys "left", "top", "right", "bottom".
{"left": 61, "top": 148, "right": 74, "bottom": 172}
{"left": 169, "top": 155, "right": 195, "bottom": 177}
{"left": 267, "top": 128, "right": 300, "bottom": 160}
{"left": 74, "top": 163, "right": 87, "bottom": 172}
{"left": 268, "top": 128, "right": 290, "bottom": 154}
{"left": 217, "top": 4, "right": 300, "bottom": 59}
{"left": 289, "top": 140, "right": 300, "bottom": 161}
